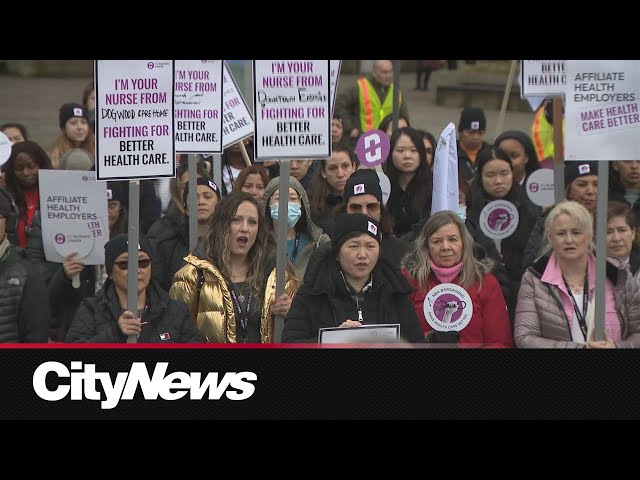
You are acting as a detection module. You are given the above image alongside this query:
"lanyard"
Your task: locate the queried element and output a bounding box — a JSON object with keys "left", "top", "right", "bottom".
{"left": 563, "top": 273, "right": 589, "bottom": 341}
{"left": 229, "top": 286, "right": 252, "bottom": 331}
{"left": 291, "top": 233, "right": 300, "bottom": 261}
{"left": 225, "top": 163, "right": 236, "bottom": 189}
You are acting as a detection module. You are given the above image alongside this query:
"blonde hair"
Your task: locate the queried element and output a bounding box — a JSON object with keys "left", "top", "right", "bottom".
{"left": 544, "top": 200, "right": 593, "bottom": 254}
{"left": 403, "top": 210, "right": 489, "bottom": 290}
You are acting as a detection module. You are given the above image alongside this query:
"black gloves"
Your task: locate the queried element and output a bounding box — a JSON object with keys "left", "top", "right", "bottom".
{"left": 424, "top": 330, "right": 459, "bottom": 344}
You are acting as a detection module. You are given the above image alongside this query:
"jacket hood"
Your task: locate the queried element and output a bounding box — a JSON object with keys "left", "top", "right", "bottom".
{"left": 263, "top": 175, "right": 324, "bottom": 242}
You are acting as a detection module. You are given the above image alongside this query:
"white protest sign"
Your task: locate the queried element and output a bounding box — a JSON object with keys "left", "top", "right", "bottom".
{"left": 330, "top": 60, "right": 342, "bottom": 117}
{"left": 423, "top": 283, "right": 473, "bottom": 332}
{"left": 525, "top": 168, "right": 555, "bottom": 207}
{"left": 39, "top": 170, "right": 108, "bottom": 265}
{"left": 517, "top": 67, "right": 545, "bottom": 111}
{"left": 565, "top": 60, "right": 640, "bottom": 160}
{"left": 520, "top": 60, "right": 566, "bottom": 97}
{"left": 96, "top": 60, "right": 175, "bottom": 180}
{"left": 253, "top": 60, "right": 331, "bottom": 160}
{"left": 174, "top": 60, "right": 223, "bottom": 154}
{"left": 376, "top": 171, "right": 391, "bottom": 206}
{"left": 479, "top": 200, "right": 520, "bottom": 240}
{"left": 222, "top": 61, "right": 254, "bottom": 149}
{"left": 0, "top": 132, "right": 10, "bottom": 166}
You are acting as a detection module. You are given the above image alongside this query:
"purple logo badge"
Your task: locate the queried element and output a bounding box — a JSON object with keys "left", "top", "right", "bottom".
{"left": 423, "top": 282, "right": 473, "bottom": 332}
{"left": 355, "top": 129, "right": 390, "bottom": 168}
{"left": 487, "top": 208, "right": 514, "bottom": 231}
{"left": 529, "top": 182, "right": 539, "bottom": 192}
{"left": 54, "top": 233, "right": 66, "bottom": 244}
{"left": 432, "top": 293, "right": 467, "bottom": 324}
{"left": 147, "top": 62, "right": 154, "bottom": 69}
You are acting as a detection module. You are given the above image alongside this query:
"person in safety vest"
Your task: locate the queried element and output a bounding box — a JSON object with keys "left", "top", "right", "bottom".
{"left": 335, "top": 60, "right": 409, "bottom": 141}
{"left": 531, "top": 98, "right": 565, "bottom": 168}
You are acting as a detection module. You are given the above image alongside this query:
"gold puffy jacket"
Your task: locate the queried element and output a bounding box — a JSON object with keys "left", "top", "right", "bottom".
{"left": 170, "top": 254, "right": 299, "bottom": 343}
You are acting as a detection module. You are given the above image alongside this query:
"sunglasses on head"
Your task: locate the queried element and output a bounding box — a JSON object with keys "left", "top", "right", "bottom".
{"left": 348, "top": 201, "right": 381, "bottom": 213}
{"left": 113, "top": 259, "right": 152, "bottom": 270}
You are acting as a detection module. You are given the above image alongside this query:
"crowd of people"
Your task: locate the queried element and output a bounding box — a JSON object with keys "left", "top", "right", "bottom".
{"left": 1, "top": 60, "right": 638, "bottom": 348}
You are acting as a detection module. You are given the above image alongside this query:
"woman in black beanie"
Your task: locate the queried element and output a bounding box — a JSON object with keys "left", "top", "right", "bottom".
{"left": 66, "top": 234, "right": 201, "bottom": 343}
{"left": 283, "top": 213, "right": 424, "bottom": 343}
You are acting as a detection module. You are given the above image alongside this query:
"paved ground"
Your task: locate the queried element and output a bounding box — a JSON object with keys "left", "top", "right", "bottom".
{"left": 0, "top": 69, "right": 536, "bottom": 151}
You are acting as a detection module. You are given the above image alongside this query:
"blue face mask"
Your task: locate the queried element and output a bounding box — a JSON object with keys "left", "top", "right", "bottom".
{"left": 458, "top": 205, "right": 467, "bottom": 222}
{"left": 270, "top": 203, "right": 302, "bottom": 229}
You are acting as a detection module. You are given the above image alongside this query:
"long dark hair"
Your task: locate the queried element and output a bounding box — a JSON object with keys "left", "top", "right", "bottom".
{"left": 4, "top": 140, "right": 53, "bottom": 216}
{"left": 307, "top": 142, "right": 357, "bottom": 214}
{"left": 202, "top": 192, "right": 267, "bottom": 295}
{"left": 383, "top": 127, "right": 433, "bottom": 219}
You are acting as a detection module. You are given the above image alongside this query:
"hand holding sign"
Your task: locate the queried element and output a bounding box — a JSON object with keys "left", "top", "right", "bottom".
{"left": 52, "top": 222, "right": 95, "bottom": 289}
{"left": 62, "top": 252, "right": 85, "bottom": 289}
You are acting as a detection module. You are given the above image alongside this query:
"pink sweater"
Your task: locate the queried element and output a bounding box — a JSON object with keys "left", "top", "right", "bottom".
{"left": 540, "top": 253, "right": 621, "bottom": 341}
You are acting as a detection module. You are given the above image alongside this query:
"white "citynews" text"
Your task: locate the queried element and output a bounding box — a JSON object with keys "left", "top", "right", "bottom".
{"left": 32, "top": 361, "right": 257, "bottom": 409}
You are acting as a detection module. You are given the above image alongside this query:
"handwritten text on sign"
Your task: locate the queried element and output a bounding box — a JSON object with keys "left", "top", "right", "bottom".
{"left": 96, "top": 60, "right": 175, "bottom": 180}
{"left": 253, "top": 60, "right": 331, "bottom": 160}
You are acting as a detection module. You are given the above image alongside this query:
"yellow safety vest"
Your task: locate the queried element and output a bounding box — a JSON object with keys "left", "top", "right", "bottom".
{"left": 357, "top": 77, "right": 400, "bottom": 132}
{"left": 532, "top": 103, "right": 565, "bottom": 161}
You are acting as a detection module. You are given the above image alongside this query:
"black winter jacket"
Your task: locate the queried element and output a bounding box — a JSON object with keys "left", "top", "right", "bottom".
{"left": 0, "top": 243, "right": 50, "bottom": 342}
{"left": 147, "top": 200, "right": 190, "bottom": 292}
{"left": 66, "top": 278, "right": 201, "bottom": 343}
{"left": 283, "top": 250, "right": 424, "bottom": 343}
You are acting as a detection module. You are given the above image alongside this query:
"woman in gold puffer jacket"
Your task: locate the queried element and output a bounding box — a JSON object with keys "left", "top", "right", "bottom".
{"left": 170, "top": 192, "right": 298, "bottom": 343}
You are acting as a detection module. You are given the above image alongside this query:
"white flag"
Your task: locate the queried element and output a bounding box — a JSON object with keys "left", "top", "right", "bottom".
{"left": 431, "top": 122, "right": 459, "bottom": 215}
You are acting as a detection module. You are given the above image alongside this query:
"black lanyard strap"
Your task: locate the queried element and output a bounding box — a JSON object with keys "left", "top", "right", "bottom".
{"left": 563, "top": 273, "right": 589, "bottom": 340}
{"left": 291, "top": 233, "right": 300, "bottom": 261}
{"left": 229, "top": 286, "right": 252, "bottom": 331}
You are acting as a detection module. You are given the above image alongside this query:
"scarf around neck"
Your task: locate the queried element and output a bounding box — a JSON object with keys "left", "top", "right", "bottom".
{"left": 430, "top": 260, "right": 463, "bottom": 284}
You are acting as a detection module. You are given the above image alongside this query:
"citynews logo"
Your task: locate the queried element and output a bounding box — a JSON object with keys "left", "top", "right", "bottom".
{"left": 32, "top": 361, "right": 257, "bottom": 410}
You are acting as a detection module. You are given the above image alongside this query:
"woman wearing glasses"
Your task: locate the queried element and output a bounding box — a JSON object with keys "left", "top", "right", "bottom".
{"left": 304, "top": 168, "right": 410, "bottom": 284}
{"left": 334, "top": 168, "right": 409, "bottom": 268}
{"left": 66, "top": 234, "right": 201, "bottom": 343}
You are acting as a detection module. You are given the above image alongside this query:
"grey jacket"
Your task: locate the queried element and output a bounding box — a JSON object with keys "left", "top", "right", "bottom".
{"left": 262, "top": 176, "right": 330, "bottom": 282}
{"left": 515, "top": 254, "right": 640, "bottom": 348}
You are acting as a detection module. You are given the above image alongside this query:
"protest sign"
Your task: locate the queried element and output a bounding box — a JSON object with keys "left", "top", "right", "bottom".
{"left": 96, "top": 60, "right": 175, "bottom": 180}
{"left": 253, "top": 60, "right": 331, "bottom": 160}
{"left": 175, "top": 60, "right": 223, "bottom": 154}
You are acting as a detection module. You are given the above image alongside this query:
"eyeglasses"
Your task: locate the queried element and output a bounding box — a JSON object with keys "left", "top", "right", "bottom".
{"left": 113, "top": 259, "right": 152, "bottom": 270}
{"left": 348, "top": 202, "right": 381, "bottom": 213}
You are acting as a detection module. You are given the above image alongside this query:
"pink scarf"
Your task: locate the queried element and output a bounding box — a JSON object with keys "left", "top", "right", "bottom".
{"left": 430, "top": 260, "right": 463, "bottom": 283}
